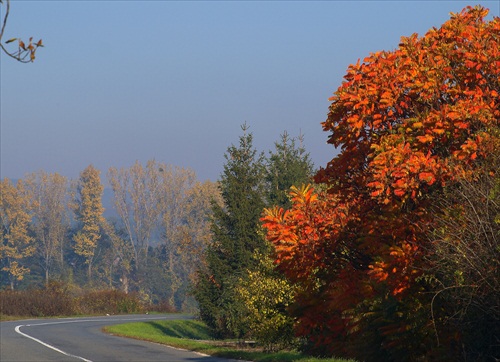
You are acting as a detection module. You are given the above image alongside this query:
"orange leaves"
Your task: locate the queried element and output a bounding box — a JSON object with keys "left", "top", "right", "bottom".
{"left": 368, "top": 261, "right": 389, "bottom": 282}
{"left": 452, "top": 137, "right": 479, "bottom": 161}
{"left": 446, "top": 111, "right": 461, "bottom": 120}
{"left": 324, "top": 4, "right": 500, "bottom": 205}
{"left": 3, "top": 35, "right": 43, "bottom": 63}
{"left": 418, "top": 172, "right": 436, "bottom": 185}
{"left": 367, "top": 136, "right": 446, "bottom": 202}
{"left": 367, "top": 241, "right": 422, "bottom": 297}
{"left": 267, "top": 6, "right": 500, "bottom": 357}
{"left": 416, "top": 134, "right": 434, "bottom": 144}
{"left": 289, "top": 184, "right": 317, "bottom": 205}
{"left": 262, "top": 185, "right": 351, "bottom": 282}
{"left": 411, "top": 121, "right": 423, "bottom": 129}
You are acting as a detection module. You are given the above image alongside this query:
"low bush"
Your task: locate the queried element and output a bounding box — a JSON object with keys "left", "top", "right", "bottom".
{"left": 0, "top": 283, "right": 175, "bottom": 317}
{"left": 0, "top": 282, "right": 75, "bottom": 317}
{"left": 144, "top": 299, "right": 177, "bottom": 314}
{"left": 76, "top": 290, "right": 143, "bottom": 315}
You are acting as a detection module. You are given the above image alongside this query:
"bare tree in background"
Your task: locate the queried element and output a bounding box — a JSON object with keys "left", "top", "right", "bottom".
{"left": 108, "top": 160, "right": 221, "bottom": 307}
{"left": 108, "top": 160, "right": 163, "bottom": 276}
{"left": 175, "top": 180, "right": 223, "bottom": 310}
{"left": 26, "top": 171, "right": 69, "bottom": 286}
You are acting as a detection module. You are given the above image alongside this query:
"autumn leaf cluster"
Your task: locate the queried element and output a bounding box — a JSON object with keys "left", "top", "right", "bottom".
{"left": 262, "top": 6, "right": 499, "bottom": 360}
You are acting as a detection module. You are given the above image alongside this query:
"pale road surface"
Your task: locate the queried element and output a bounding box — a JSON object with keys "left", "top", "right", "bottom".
{"left": 0, "top": 314, "right": 244, "bottom": 362}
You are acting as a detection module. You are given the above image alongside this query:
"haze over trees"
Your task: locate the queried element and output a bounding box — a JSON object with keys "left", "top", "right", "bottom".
{"left": 26, "top": 171, "right": 69, "bottom": 286}
{"left": 0, "top": 129, "right": 314, "bottom": 314}
{"left": 1, "top": 4, "right": 498, "bottom": 361}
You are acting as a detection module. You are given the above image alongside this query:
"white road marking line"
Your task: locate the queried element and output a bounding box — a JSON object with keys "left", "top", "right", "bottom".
{"left": 13, "top": 316, "right": 189, "bottom": 361}
{"left": 15, "top": 325, "right": 93, "bottom": 362}
{"left": 23, "top": 315, "right": 168, "bottom": 327}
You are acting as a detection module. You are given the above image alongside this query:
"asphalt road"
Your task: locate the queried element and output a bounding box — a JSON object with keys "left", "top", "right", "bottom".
{"left": 0, "top": 314, "right": 242, "bottom": 362}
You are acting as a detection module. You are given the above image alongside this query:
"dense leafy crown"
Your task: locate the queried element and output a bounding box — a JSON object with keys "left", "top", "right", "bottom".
{"left": 317, "top": 6, "right": 499, "bottom": 202}
{"left": 263, "top": 6, "right": 499, "bottom": 359}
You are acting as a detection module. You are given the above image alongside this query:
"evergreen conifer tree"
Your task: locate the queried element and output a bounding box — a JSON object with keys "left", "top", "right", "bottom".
{"left": 265, "top": 131, "right": 314, "bottom": 209}
{"left": 194, "top": 123, "right": 267, "bottom": 338}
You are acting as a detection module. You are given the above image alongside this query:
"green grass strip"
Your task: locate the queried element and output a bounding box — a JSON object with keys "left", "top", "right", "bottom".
{"left": 104, "top": 320, "right": 356, "bottom": 362}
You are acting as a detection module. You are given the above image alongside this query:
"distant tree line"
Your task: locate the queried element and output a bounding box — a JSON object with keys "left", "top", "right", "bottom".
{"left": 0, "top": 162, "right": 220, "bottom": 311}
{"left": 0, "top": 127, "right": 313, "bottom": 313}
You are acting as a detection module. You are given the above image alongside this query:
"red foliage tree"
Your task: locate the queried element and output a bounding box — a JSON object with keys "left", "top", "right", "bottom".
{"left": 262, "top": 6, "right": 499, "bottom": 360}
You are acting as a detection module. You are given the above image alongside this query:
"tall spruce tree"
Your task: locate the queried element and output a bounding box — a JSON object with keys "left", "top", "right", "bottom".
{"left": 194, "top": 123, "right": 267, "bottom": 338}
{"left": 265, "top": 131, "right": 314, "bottom": 209}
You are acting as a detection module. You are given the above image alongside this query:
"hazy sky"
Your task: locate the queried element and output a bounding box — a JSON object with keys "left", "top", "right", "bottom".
{"left": 1, "top": 1, "right": 498, "bottom": 182}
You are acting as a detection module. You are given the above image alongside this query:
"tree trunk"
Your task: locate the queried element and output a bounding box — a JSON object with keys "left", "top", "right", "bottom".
{"left": 121, "top": 274, "right": 129, "bottom": 294}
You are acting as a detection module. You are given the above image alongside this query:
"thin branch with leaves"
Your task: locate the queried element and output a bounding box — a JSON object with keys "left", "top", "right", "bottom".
{"left": 0, "top": 0, "right": 43, "bottom": 63}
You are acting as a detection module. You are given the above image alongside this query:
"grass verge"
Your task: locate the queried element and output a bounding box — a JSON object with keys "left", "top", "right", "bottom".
{"left": 104, "top": 320, "right": 356, "bottom": 362}
{"left": 0, "top": 314, "right": 27, "bottom": 321}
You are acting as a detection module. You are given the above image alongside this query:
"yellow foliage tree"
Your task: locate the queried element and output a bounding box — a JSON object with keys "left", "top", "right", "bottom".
{"left": 72, "top": 165, "right": 105, "bottom": 281}
{"left": 0, "top": 178, "right": 35, "bottom": 289}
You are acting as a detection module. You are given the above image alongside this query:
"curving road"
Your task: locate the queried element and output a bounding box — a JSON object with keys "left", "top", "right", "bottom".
{"left": 0, "top": 314, "right": 240, "bottom": 362}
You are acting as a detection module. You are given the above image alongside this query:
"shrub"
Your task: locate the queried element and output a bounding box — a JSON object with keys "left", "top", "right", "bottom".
{"left": 76, "top": 289, "right": 143, "bottom": 315}
{"left": 0, "top": 282, "right": 75, "bottom": 317}
{"left": 0, "top": 283, "right": 149, "bottom": 317}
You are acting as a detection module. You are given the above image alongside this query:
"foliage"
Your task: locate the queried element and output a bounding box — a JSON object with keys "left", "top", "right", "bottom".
{"left": 0, "top": 161, "right": 220, "bottom": 312}
{"left": 0, "top": 282, "right": 75, "bottom": 317}
{"left": 107, "top": 161, "right": 219, "bottom": 310}
{"left": 221, "top": 130, "right": 314, "bottom": 349}
{"left": 265, "top": 131, "right": 315, "bottom": 209}
{"left": 0, "top": 283, "right": 147, "bottom": 317}
{"left": 234, "top": 252, "right": 297, "bottom": 351}
{"left": 76, "top": 289, "right": 143, "bottom": 315}
{"left": 72, "top": 165, "right": 105, "bottom": 281}
{"left": 263, "top": 6, "right": 500, "bottom": 360}
{"left": 156, "top": 168, "right": 220, "bottom": 311}
{"left": 0, "top": 0, "right": 43, "bottom": 62}
{"left": 26, "top": 171, "right": 69, "bottom": 286}
{"left": 0, "top": 178, "right": 35, "bottom": 289}
{"left": 194, "top": 123, "right": 268, "bottom": 338}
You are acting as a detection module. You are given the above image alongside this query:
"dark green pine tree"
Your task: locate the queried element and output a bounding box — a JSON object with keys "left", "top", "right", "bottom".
{"left": 265, "top": 131, "right": 315, "bottom": 209}
{"left": 194, "top": 123, "right": 267, "bottom": 338}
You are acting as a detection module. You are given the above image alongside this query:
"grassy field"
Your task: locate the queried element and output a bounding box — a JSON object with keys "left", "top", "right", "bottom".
{"left": 104, "top": 319, "right": 356, "bottom": 362}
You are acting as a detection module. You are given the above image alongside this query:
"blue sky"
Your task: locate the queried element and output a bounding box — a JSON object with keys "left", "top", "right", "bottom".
{"left": 1, "top": 1, "right": 499, "bottom": 182}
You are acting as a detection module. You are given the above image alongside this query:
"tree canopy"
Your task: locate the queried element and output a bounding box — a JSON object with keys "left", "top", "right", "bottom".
{"left": 263, "top": 6, "right": 499, "bottom": 360}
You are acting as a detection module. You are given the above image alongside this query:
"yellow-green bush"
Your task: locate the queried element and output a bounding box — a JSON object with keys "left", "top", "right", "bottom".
{"left": 234, "top": 254, "right": 297, "bottom": 351}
